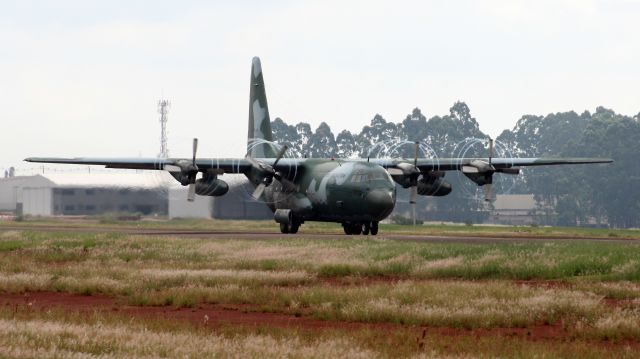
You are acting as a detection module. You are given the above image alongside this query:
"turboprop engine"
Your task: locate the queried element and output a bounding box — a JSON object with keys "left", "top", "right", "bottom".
{"left": 164, "top": 138, "right": 230, "bottom": 200}
{"left": 461, "top": 139, "right": 520, "bottom": 201}
{"left": 388, "top": 144, "right": 452, "bottom": 198}
{"left": 195, "top": 177, "right": 229, "bottom": 197}
{"left": 417, "top": 176, "right": 452, "bottom": 196}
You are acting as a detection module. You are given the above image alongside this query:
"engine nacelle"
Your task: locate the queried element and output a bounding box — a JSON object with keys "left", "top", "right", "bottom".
{"left": 390, "top": 163, "right": 420, "bottom": 188}
{"left": 417, "top": 178, "right": 452, "bottom": 196}
{"left": 170, "top": 172, "right": 190, "bottom": 186}
{"left": 195, "top": 178, "right": 229, "bottom": 196}
{"left": 463, "top": 172, "right": 492, "bottom": 186}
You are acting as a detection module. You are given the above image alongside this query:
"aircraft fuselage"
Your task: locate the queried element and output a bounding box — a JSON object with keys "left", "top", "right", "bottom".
{"left": 251, "top": 158, "right": 396, "bottom": 224}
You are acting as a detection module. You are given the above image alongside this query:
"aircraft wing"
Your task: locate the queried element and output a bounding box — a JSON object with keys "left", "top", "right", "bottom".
{"left": 24, "top": 157, "right": 254, "bottom": 174}
{"left": 26, "top": 156, "right": 613, "bottom": 173}
{"left": 373, "top": 157, "right": 613, "bottom": 172}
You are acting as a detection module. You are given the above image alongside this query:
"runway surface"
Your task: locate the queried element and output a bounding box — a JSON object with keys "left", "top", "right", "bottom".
{"left": 0, "top": 224, "right": 637, "bottom": 244}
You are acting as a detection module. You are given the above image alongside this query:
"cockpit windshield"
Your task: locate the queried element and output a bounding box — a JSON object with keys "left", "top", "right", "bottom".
{"left": 350, "top": 172, "right": 388, "bottom": 183}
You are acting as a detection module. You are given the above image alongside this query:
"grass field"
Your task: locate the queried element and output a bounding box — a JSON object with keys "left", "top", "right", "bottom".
{"left": 0, "top": 219, "right": 639, "bottom": 358}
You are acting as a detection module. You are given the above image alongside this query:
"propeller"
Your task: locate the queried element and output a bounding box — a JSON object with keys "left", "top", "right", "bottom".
{"left": 187, "top": 138, "right": 199, "bottom": 202}
{"left": 460, "top": 138, "right": 520, "bottom": 202}
{"left": 246, "top": 145, "right": 290, "bottom": 200}
{"left": 409, "top": 142, "right": 420, "bottom": 226}
{"left": 484, "top": 138, "right": 494, "bottom": 202}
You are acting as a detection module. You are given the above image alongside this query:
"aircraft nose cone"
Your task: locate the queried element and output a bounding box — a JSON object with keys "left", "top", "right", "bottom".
{"left": 366, "top": 189, "right": 395, "bottom": 220}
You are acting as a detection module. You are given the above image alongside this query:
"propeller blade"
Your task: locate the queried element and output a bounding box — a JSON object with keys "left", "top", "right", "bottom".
{"left": 413, "top": 141, "right": 419, "bottom": 166}
{"left": 272, "top": 145, "right": 288, "bottom": 167}
{"left": 187, "top": 183, "right": 196, "bottom": 202}
{"left": 252, "top": 183, "right": 266, "bottom": 200}
{"left": 483, "top": 183, "right": 493, "bottom": 202}
{"left": 192, "top": 138, "right": 198, "bottom": 163}
{"left": 409, "top": 186, "right": 417, "bottom": 204}
{"left": 488, "top": 138, "right": 494, "bottom": 166}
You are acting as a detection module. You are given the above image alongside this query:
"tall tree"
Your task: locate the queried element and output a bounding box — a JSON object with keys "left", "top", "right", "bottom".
{"left": 270, "top": 118, "right": 301, "bottom": 156}
{"left": 357, "top": 114, "right": 401, "bottom": 158}
{"left": 560, "top": 111, "right": 640, "bottom": 227}
{"left": 308, "top": 122, "right": 337, "bottom": 158}
{"left": 270, "top": 103, "right": 637, "bottom": 227}
{"left": 294, "top": 122, "right": 313, "bottom": 157}
{"left": 400, "top": 108, "right": 428, "bottom": 143}
{"left": 336, "top": 130, "right": 357, "bottom": 158}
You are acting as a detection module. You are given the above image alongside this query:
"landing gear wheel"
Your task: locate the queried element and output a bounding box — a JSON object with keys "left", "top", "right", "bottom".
{"left": 351, "top": 223, "right": 363, "bottom": 235}
{"left": 279, "top": 223, "right": 290, "bottom": 234}
{"left": 370, "top": 221, "right": 379, "bottom": 235}
{"left": 289, "top": 221, "right": 300, "bottom": 234}
{"left": 343, "top": 223, "right": 353, "bottom": 235}
{"left": 363, "top": 222, "right": 370, "bottom": 235}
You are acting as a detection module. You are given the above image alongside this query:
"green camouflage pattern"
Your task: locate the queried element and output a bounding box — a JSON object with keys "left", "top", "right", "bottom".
{"left": 247, "top": 57, "right": 278, "bottom": 159}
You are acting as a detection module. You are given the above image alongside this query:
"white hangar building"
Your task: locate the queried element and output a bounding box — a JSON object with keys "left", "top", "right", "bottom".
{"left": 0, "top": 172, "right": 171, "bottom": 216}
{"left": 1, "top": 171, "right": 271, "bottom": 220}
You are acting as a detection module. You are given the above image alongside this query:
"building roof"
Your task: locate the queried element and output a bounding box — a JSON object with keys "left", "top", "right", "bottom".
{"left": 16, "top": 172, "right": 174, "bottom": 189}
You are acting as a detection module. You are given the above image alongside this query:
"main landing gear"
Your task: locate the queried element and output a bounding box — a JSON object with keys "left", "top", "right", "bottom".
{"left": 279, "top": 219, "right": 301, "bottom": 234}
{"left": 343, "top": 221, "right": 378, "bottom": 235}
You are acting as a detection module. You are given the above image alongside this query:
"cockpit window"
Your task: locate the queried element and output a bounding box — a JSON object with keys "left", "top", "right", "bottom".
{"left": 350, "top": 172, "right": 387, "bottom": 182}
{"left": 350, "top": 174, "right": 364, "bottom": 183}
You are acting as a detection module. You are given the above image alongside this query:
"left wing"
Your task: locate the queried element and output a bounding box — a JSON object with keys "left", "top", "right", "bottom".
{"left": 374, "top": 156, "right": 613, "bottom": 201}
{"left": 372, "top": 157, "right": 613, "bottom": 172}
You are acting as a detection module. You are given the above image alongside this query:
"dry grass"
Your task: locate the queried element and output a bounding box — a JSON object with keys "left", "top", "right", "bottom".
{"left": 0, "top": 307, "right": 637, "bottom": 359}
{"left": 0, "top": 227, "right": 639, "bottom": 356}
{"left": 0, "top": 317, "right": 382, "bottom": 359}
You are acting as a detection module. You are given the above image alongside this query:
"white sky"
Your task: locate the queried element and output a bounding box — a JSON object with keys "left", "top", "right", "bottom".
{"left": 1, "top": 0, "right": 639, "bottom": 170}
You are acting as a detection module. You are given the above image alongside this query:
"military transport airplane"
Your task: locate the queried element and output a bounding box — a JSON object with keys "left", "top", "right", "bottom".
{"left": 25, "top": 57, "right": 613, "bottom": 235}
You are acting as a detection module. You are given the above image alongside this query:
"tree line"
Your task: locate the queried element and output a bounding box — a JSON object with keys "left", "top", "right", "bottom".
{"left": 270, "top": 103, "right": 640, "bottom": 228}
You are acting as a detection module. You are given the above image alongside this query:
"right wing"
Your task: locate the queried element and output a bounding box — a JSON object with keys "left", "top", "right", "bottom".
{"left": 24, "top": 157, "right": 254, "bottom": 174}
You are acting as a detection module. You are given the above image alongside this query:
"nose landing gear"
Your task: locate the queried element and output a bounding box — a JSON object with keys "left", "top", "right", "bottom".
{"left": 343, "top": 221, "right": 378, "bottom": 235}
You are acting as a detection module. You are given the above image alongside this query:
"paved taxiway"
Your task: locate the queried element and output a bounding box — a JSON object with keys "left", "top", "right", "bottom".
{"left": 0, "top": 225, "right": 637, "bottom": 245}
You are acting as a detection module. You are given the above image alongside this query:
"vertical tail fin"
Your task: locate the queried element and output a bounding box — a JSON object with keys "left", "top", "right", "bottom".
{"left": 247, "top": 57, "right": 277, "bottom": 158}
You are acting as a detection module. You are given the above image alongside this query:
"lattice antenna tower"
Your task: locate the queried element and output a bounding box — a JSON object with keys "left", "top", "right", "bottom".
{"left": 158, "top": 99, "right": 170, "bottom": 158}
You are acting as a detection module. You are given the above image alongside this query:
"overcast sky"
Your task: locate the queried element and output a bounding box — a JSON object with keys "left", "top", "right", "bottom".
{"left": 1, "top": 0, "right": 638, "bottom": 170}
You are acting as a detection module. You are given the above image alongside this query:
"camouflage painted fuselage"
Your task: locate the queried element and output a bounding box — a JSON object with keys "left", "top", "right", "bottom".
{"left": 252, "top": 159, "right": 396, "bottom": 223}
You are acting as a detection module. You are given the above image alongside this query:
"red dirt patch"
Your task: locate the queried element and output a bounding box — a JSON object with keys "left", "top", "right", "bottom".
{"left": 0, "top": 291, "right": 638, "bottom": 349}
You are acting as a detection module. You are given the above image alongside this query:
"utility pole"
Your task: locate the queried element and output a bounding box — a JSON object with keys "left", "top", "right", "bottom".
{"left": 158, "top": 99, "right": 170, "bottom": 158}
